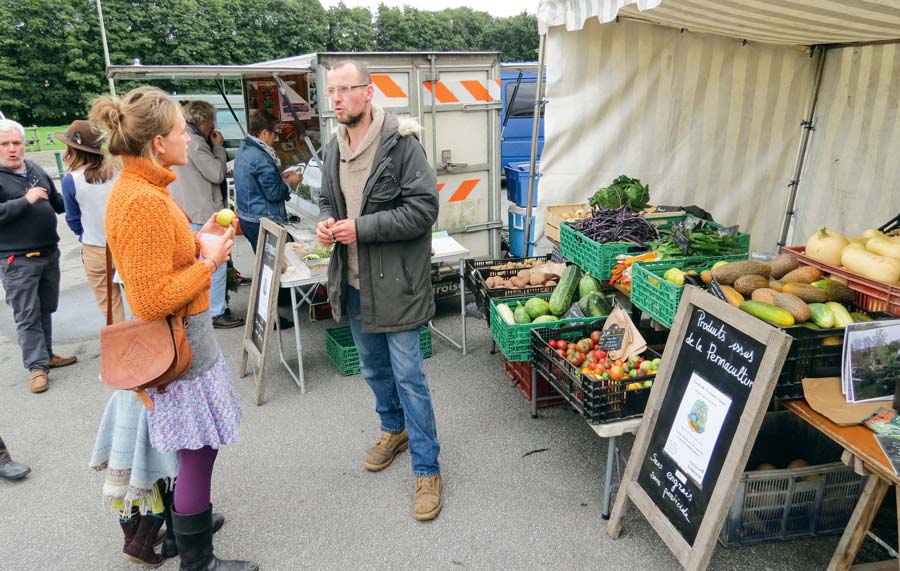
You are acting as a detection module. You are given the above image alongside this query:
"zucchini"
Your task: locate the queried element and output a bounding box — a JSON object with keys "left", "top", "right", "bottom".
{"left": 531, "top": 315, "right": 559, "bottom": 324}
{"left": 497, "top": 302, "right": 516, "bottom": 325}
{"left": 578, "top": 272, "right": 602, "bottom": 299}
{"left": 579, "top": 291, "right": 612, "bottom": 317}
{"left": 807, "top": 303, "right": 834, "bottom": 329}
{"left": 740, "top": 300, "right": 795, "bottom": 327}
{"left": 549, "top": 265, "right": 582, "bottom": 316}
{"left": 826, "top": 302, "right": 854, "bottom": 329}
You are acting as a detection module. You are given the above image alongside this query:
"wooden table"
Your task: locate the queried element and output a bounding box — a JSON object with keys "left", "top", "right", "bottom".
{"left": 783, "top": 399, "right": 899, "bottom": 571}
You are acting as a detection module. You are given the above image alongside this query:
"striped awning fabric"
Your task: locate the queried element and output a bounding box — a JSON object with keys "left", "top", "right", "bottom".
{"left": 537, "top": 0, "right": 900, "bottom": 46}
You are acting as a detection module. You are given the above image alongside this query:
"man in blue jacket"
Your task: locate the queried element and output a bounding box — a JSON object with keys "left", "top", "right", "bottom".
{"left": 0, "top": 119, "right": 77, "bottom": 394}
{"left": 233, "top": 110, "right": 302, "bottom": 253}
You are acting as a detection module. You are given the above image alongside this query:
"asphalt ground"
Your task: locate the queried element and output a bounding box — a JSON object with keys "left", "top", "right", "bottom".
{"left": 0, "top": 215, "right": 890, "bottom": 570}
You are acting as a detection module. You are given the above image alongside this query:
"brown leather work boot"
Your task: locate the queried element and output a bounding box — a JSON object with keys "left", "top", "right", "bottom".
{"left": 414, "top": 474, "right": 443, "bottom": 521}
{"left": 48, "top": 354, "right": 77, "bottom": 368}
{"left": 364, "top": 429, "right": 409, "bottom": 471}
{"left": 29, "top": 370, "right": 48, "bottom": 394}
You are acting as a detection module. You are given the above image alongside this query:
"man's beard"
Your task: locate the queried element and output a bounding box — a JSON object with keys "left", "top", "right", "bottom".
{"left": 338, "top": 110, "right": 365, "bottom": 128}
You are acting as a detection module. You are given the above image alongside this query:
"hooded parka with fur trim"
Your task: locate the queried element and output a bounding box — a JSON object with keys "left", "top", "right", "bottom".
{"left": 320, "top": 113, "right": 439, "bottom": 333}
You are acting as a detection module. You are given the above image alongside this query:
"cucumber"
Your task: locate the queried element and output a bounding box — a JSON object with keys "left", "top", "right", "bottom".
{"left": 578, "top": 272, "right": 602, "bottom": 300}
{"left": 826, "top": 302, "right": 854, "bottom": 329}
{"left": 739, "top": 300, "right": 795, "bottom": 327}
{"left": 549, "top": 265, "right": 582, "bottom": 316}
{"left": 807, "top": 303, "right": 834, "bottom": 328}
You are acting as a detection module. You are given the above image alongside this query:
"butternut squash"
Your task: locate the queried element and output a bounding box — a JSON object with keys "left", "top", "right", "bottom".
{"left": 841, "top": 243, "right": 900, "bottom": 285}
{"left": 805, "top": 227, "right": 849, "bottom": 266}
{"left": 865, "top": 236, "right": 900, "bottom": 260}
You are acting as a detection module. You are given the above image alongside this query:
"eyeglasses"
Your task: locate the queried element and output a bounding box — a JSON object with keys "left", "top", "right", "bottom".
{"left": 323, "top": 84, "right": 370, "bottom": 98}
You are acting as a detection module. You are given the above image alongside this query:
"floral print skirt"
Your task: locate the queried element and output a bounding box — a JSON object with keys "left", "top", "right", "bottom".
{"left": 147, "top": 353, "right": 243, "bottom": 452}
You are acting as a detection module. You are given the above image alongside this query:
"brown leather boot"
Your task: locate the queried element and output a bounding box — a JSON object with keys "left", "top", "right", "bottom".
{"left": 47, "top": 354, "right": 77, "bottom": 368}
{"left": 364, "top": 429, "right": 409, "bottom": 471}
{"left": 122, "top": 515, "right": 165, "bottom": 567}
{"left": 414, "top": 474, "right": 443, "bottom": 521}
{"left": 29, "top": 370, "right": 48, "bottom": 394}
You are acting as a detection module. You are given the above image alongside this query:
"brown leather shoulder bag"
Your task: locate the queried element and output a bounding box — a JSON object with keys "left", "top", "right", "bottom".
{"left": 99, "top": 247, "right": 192, "bottom": 409}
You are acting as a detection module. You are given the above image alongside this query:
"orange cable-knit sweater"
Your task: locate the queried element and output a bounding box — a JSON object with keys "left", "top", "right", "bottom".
{"left": 105, "top": 156, "right": 211, "bottom": 321}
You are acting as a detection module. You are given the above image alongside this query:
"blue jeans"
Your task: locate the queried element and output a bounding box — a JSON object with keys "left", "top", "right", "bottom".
{"left": 191, "top": 223, "right": 227, "bottom": 317}
{"left": 238, "top": 218, "right": 260, "bottom": 254}
{"left": 345, "top": 287, "right": 440, "bottom": 477}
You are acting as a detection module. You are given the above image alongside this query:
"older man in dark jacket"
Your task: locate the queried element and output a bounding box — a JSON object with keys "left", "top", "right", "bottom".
{"left": 317, "top": 60, "right": 443, "bottom": 521}
{"left": 0, "top": 119, "right": 77, "bottom": 394}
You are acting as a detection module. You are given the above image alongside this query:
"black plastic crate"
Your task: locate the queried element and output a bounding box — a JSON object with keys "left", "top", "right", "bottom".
{"left": 774, "top": 308, "right": 893, "bottom": 400}
{"left": 464, "top": 254, "right": 555, "bottom": 324}
{"left": 531, "top": 321, "right": 661, "bottom": 424}
{"left": 879, "top": 213, "right": 900, "bottom": 234}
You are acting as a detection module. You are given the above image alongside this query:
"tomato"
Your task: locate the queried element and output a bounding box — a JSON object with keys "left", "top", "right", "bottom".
{"left": 556, "top": 340, "right": 568, "bottom": 351}
{"left": 590, "top": 330, "right": 602, "bottom": 343}
{"left": 596, "top": 350, "right": 608, "bottom": 359}
{"left": 572, "top": 353, "right": 585, "bottom": 366}
{"left": 555, "top": 349, "right": 566, "bottom": 358}
{"left": 590, "top": 350, "right": 602, "bottom": 361}
{"left": 576, "top": 339, "right": 593, "bottom": 353}
{"left": 581, "top": 367, "right": 593, "bottom": 375}
{"left": 613, "top": 358, "right": 624, "bottom": 367}
{"left": 548, "top": 339, "right": 558, "bottom": 349}
{"left": 609, "top": 365, "right": 625, "bottom": 379}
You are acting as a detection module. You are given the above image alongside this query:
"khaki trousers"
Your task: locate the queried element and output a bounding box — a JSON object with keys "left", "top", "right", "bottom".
{"left": 81, "top": 244, "right": 126, "bottom": 324}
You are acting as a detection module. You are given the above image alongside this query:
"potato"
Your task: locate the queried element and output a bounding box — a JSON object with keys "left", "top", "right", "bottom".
{"left": 529, "top": 271, "right": 548, "bottom": 286}
{"left": 509, "top": 277, "right": 526, "bottom": 288}
{"left": 485, "top": 276, "right": 499, "bottom": 288}
{"left": 517, "top": 269, "right": 532, "bottom": 281}
{"left": 546, "top": 280, "right": 557, "bottom": 287}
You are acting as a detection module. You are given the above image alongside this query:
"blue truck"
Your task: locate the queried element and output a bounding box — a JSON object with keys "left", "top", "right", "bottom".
{"left": 500, "top": 63, "right": 544, "bottom": 171}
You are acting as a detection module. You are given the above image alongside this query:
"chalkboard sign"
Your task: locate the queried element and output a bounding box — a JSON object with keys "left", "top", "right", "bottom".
{"left": 239, "top": 218, "right": 287, "bottom": 405}
{"left": 600, "top": 324, "right": 625, "bottom": 351}
{"left": 707, "top": 278, "right": 728, "bottom": 303}
{"left": 608, "top": 286, "right": 791, "bottom": 571}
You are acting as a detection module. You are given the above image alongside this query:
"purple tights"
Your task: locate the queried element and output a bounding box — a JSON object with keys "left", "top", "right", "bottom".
{"left": 174, "top": 446, "right": 219, "bottom": 514}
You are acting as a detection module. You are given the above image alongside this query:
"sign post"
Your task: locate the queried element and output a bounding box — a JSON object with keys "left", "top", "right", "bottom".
{"left": 607, "top": 286, "right": 791, "bottom": 570}
{"left": 239, "top": 218, "right": 287, "bottom": 405}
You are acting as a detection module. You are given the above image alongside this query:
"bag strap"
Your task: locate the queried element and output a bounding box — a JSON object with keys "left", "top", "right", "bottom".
{"left": 105, "top": 246, "right": 114, "bottom": 326}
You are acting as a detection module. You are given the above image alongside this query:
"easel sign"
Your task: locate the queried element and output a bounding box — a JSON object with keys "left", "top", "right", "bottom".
{"left": 239, "top": 218, "right": 286, "bottom": 405}
{"left": 608, "top": 286, "right": 791, "bottom": 571}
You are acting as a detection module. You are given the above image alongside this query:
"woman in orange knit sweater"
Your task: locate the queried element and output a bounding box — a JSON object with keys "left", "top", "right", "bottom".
{"left": 91, "top": 86, "right": 257, "bottom": 571}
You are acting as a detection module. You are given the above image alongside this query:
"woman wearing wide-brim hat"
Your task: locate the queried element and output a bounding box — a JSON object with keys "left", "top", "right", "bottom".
{"left": 56, "top": 120, "right": 126, "bottom": 323}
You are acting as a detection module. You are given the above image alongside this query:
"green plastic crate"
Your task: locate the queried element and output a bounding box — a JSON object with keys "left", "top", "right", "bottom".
{"left": 325, "top": 326, "right": 432, "bottom": 376}
{"left": 559, "top": 221, "right": 642, "bottom": 281}
{"left": 630, "top": 255, "right": 749, "bottom": 328}
{"left": 489, "top": 293, "right": 598, "bottom": 362}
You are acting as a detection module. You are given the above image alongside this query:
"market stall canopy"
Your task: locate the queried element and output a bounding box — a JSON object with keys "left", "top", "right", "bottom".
{"left": 106, "top": 63, "right": 312, "bottom": 81}
{"left": 532, "top": 0, "right": 900, "bottom": 252}
{"left": 537, "top": 0, "right": 900, "bottom": 46}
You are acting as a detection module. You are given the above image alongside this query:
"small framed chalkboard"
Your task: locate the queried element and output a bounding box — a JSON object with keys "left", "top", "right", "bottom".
{"left": 239, "top": 218, "right": 287, "bottom": 405}
{"left": 607, "top": 286, "right": 791, "bottom": 570}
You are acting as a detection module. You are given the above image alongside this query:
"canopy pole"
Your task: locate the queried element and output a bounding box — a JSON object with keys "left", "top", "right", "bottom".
{"left": 523, "top": 33, "right": 547, "bottom": 258}
{"left": 95, "top": 0, "right": 116, "bottom": 96}
{"left": 777, "top": 45, "right": 826, "bottom": 251}
{"left": 216, "top": 80, "right": 246, "bottom": 138}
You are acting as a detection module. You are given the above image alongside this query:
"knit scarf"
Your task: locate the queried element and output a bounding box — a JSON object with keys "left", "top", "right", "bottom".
{"left": 249, "top": 135, "right": 281, "bottom": 167}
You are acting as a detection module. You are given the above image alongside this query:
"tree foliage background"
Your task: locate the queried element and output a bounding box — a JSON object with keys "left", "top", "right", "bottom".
{"left": 0, "top": 1, "right": 538, "bottom": 124}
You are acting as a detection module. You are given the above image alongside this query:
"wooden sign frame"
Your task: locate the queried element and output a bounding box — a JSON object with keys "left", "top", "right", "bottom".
{"left": 608, "top": 286, "right": 792, "bottom": 570}
{"left": 239, "top": 218, "right": 287, "bottom": 405}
